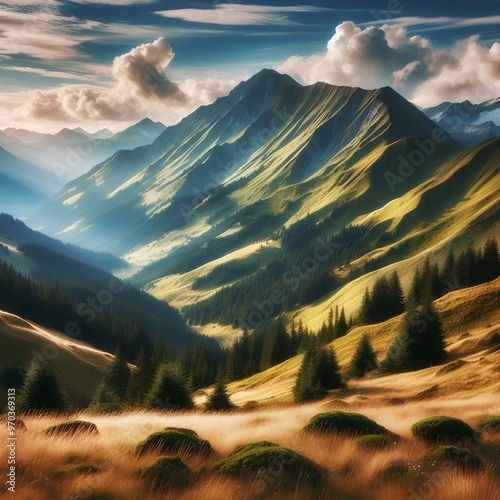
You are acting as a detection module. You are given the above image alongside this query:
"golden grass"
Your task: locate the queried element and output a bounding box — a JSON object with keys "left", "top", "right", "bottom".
{"left": 2, "top": 396, "right": 499, "bottom": 499}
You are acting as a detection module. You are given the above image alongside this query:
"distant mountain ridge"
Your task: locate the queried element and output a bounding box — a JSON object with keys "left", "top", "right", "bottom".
{"left": 0, "top": 119, "right": 166, "bottom": 188}
{"left": 424, "top": 98, "right": 500, "bottom": 146}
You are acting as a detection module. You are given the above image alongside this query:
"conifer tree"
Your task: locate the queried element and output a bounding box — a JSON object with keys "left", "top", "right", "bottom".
{"left": 18, "top": 360, "right": 67, "bottom": 413}
{"left": 105, "top": 348, "right": 130, "bottom": 401}
{"left": 144, "top": 364, "right": 194, "bottom": 409}
{"left": 389, "top": 271, "right": 405, "bottom": 315}
{"left": 88, "top": 382, "right": 122, "bottom": 413}
{"left": 482, "top": 238, "right": 500, "bottom": 282}
{"left": 335, "top": 306, "right": 348, "bottom": 337}
{"left": 347, "top": 334, "right": 378, "bottom": 379}
{"left": 293, "top": 344, "right": 343, "bottom": 402}
{"left": 127, "top": 349, "right": 150, "bottom": 406}
{"left": 359, "top": 288, "right": 371, "bottom": 324}
{"left": 205, "top": 378, "right": 235, "bottom": 411}
{"left": 380, "top": 304, "right": 446, "bottom": 374}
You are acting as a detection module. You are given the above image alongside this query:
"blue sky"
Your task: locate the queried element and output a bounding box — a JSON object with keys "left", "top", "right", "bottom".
{"left": 0, "top": 0, "right": 499, "bottom": 132}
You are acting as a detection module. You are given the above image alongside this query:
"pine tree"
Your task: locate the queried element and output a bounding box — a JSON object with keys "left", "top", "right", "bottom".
{"left": 205, "top": 378, "right": 235, "bottom": 411}
{"left": 327, "top": 308, "right": 335, "bottom": 341}
{"left": 346, "top": 334, "right": 377, "bottom": 379}
{"left": 481, "top": 238, "right": 500, "bottom": 282}
{"left": 18, "top": 360, "right": 67, "bottom": 413}
{"left": 105, "top": 348, "right": 130, "bottom": 401}
{"left": 389, "top": 271, "right": 405, "bottom": 316}
{"left": 380, "top": 304, "right": 446, "bottom": 374}
{"left": 293, "top": 344, "right": 343, "bottom": 402}
{"left": 88, "top": 382, "right": 122, "bottom": 413}
{"left": 126, "top": 349, "right": 149, "bottom": 406}
{"left": 335, "top": 306, "right": 348, "bottom": 337}
{"left": 144, "top": 364, "right": 194, "bottom": 409}
{"left": 359, "top": 288, "right": 371, "bottom": 324}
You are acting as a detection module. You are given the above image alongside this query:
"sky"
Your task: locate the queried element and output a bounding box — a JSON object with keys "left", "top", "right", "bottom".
{"left": 0, "top": 0, "right": 499, "bottom": 133}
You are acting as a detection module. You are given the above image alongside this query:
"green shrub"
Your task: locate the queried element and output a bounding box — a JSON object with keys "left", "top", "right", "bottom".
{"left": 138, "top": 456, "right": 191, "bottom": 490}
{"left": 43, "top": 420, "right": 98, "bottom": 437}
{"left": 476, "top": 416, "right": 500, "bottom": 433}
{"left": 411, "top": 416, "right": 477, "bottom": 445}
{"left": 212, "top": 441, "right": 322, "bottom": 489}
{"left": 356, "top": 434, "right": 392, "bottom": 449}
{"left": 51, "top": 464, "right": 101, "bottom": 478}
{"left": 435, "top": 359, "right": 466, "bottom": 376}
{"left": 130, "top": 429, "right": 211, "bottom": 457}
{"left": 303, "top": 411, "right": 392, "bottom": 437}
{"left": 422, "top": 446, "right": 482, "bottom": 472}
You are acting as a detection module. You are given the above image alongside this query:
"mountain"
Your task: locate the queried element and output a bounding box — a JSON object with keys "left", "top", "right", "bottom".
{"left": 0, "top": 147, "right": 53, "bottom": 216}
{"left": 28, "top": 69, "right": 500, "bottom": 337}
{"left": 0, "top": 213, "right": 125, "bottom": 272}
{"left": 28, "top": 70, "right": 441, "bottom": 252}
{"left": 0, "top": 218, "right": 219, "bottom": 360}
{"left": 1, "top": 127, "right": 47, "bottom": 143}
{"left": 0, "top": 119, "right": 166, "bottom": 187}
{"left": 424, "top": 98, "right": 500, "bottom": 146}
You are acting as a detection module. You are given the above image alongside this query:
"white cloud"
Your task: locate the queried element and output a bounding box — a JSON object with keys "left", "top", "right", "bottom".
{"left": 1, "top": 66, "right": 96, "bottom": 81}
{"left": 0, "top": 9, "right": 87, "bottom": 61}
{"left": 69, "top": 0, "right": 157, "bottom": 4}
{"left": 4, "top": 38, "right": 237, "bottom": 131}
{"left": 156, "top": 4, "right": 328, "bottom": 26}
{"left": 276, "top": 21, "right": 500, "bottom": 107}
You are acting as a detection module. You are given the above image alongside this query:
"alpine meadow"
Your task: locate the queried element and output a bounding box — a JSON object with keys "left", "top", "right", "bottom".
{"left": 0, "top": 1, "right": 499, "bottom": 499}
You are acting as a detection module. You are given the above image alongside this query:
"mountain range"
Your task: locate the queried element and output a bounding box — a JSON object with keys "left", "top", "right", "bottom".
{"left": 423, "top": 98, "right": 500, "bottom": 146}
{"left": 0, "top": 118, "right": 166, "bottom": 194}
{"left": 25, "top": 69, "right": 499, "bottom": 336}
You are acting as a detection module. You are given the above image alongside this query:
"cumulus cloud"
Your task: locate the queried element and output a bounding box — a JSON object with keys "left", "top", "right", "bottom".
{"left": 8, "top": 38, "right": 237, "bottom": 129}
{"left": 112, "top": 38, "right": 186, "bottom": 101}
{"left": 276, "top": 21, "right": 500, "bottom": 107}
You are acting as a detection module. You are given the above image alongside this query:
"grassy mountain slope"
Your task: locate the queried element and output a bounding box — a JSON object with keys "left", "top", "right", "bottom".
{"left": 0, "top": 310, "right": 112, "bottom": 405}
{"left": 207, "top": 277, "right": 500, "bottom": 406}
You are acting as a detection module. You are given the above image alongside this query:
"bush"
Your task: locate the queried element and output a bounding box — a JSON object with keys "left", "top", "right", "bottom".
{"left": 212, "top": 441, "right": 322, "bottom": 489}
{"left": 303, "top": 411, "right": 392, "bottom": 437}
{"left": 356, "top": 434, "right": 392, "bottom": 449}
{"left": 130, "top": 428, "right": 212, "bottom": 457}
{"left": 138, "top": 456, "right": 191, "bottom": 490}
{"left": 422, "top": 446, "right": 482, "bottom": 472}
{"left": 51, "top": 464, "right": 101, "bottom": 478}
{"left": 411, "top": 416, "right": 477, "bottom": 445}
{"left": 43, "top": 420, "right": 99, "bottom": 437}
{"left": 476, "top": 416, "right": 500, "bottom": 434}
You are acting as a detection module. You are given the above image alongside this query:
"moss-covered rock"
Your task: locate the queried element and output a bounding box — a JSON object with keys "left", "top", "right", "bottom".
{"left": 138, "top": 456, "right": 191, "bottom": 490}
{"left": 382, "top": 463, "right": 408, "bottom": 482}
{"left": 303, "top": 411, "right": 391, "bottom": 437}
{"left": 212, "top": 441, "right": 322, "bottom": 489}
{"left": 43, "top": 420, "right": 98, "bottom": 437}
{"left": 422, "top": 446, "right": 482, "bottom": 472}
{"left": 476, "top": 416, "right": 500, "bottom": 434}
{"left": 411, "top": 416, "right": 477, "bottom": 445}
{"left": 51, "top": 463, "right": 101, "bottom": 478}
{"left": 356, "top": 434, "right": 392, "bottom": 449}
{"left": 130, "top": 429, "right": 212, "bottom": 457}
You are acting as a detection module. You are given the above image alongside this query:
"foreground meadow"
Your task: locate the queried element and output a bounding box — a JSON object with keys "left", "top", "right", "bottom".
{"left": 2, "top": 395, "right": 500, "bottom": 500}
